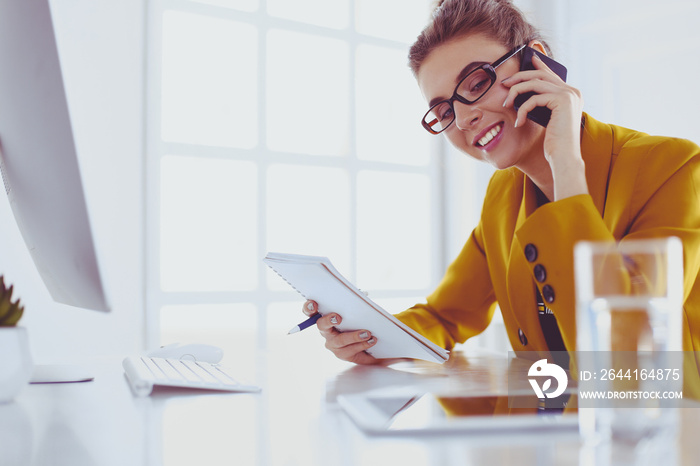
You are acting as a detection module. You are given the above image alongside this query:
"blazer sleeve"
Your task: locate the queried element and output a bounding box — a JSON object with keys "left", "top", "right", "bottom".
{"left": 395, "top": 221, "right": 498, "bottom": 350}
{"left": 515, "top": 138, "right": 700, "bottom": 354}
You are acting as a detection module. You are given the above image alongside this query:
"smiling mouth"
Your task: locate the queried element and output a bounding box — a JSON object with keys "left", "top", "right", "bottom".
{"left": 476, "top": 124, "right": 503, "bottom": 147}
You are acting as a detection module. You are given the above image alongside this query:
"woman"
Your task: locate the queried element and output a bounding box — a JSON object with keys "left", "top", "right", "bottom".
{"left": 301, "top": 0, "right": 700, "bottom": 381}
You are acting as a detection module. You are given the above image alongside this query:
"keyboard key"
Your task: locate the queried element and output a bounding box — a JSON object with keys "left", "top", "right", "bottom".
{"left": 122, "top": 356, "right": 261, "bottom": 397}
{"left": 181, "top": 360, "right": 219, "bottom": 384}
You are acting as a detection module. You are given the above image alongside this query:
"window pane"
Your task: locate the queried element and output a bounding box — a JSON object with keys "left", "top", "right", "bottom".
{"left": 356, "top": 44, "right": 431, "bottom": 165}
{"left": 356, "top": 171, "right": 431, "bottom": 290}
{"left": 266, "top": 302, "right": 349, "bottom": 371}
{"left": 267, "top": 0, "right": 349, "bottom": 29}
{"left": 190, "top": 0, "right": 258, "bottom": 12}
{"left": 160, "top": 156, "right": 258, "bottom": 291}
{"left": 266, "top": 164, "right": 351, "bottom": 289}
{"left": 615, "top": 51, "right": 700, "bottom": 141}
{"left": 267, "top": 30, "right": 349, "bottom": 156}
{"left": 371, "top": 296, "right": 426, "bottom": 315}
{"left": 161, "top": 11, "right": 258, "bottom": 148}
{"left": 267, "top": 301, "right": 322, "bottom": 348}
{"left": 355, "top": 0, "right": 430, "bottom": 43}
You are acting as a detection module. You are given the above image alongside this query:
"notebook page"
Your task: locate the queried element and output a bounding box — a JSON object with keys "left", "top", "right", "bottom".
{"left": 264, "top": 252, "right": 448, "bottom": 363}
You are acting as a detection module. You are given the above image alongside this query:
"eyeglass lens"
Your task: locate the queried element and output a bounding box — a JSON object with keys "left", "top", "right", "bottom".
{"left": 423, "top": 67, "right": 494, "bottom": 133}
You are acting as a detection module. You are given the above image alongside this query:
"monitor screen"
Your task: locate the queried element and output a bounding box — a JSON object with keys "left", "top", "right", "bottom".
{"left": 0, "top": 0, "right": 109, "bottom": 312}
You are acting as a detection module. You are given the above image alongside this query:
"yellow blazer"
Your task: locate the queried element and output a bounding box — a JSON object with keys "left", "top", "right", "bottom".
{"left": 396, "top": 114, "right": 700, "bottom": 390}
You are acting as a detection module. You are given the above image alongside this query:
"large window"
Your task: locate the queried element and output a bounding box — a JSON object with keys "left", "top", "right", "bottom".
{"left": 145, "top": 0, "right": 440, "bottom": 366}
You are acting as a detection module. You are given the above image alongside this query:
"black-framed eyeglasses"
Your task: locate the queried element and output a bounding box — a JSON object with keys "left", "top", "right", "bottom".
{"left": 421, "top": 44, "right": 527, "bottom": 135}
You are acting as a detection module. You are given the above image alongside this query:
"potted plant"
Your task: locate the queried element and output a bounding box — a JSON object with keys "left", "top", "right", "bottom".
{"left": 0, "top": 276, "right": 33, "bottom": 403}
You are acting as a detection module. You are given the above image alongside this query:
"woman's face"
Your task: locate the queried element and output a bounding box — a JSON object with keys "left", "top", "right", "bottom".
{"left": 417, "top": 33, "right": 544, "bottom": 170}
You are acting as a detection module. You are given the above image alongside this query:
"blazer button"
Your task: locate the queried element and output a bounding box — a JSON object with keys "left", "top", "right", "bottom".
{"left": 518, "top": 328, "right": 528, "bottom": 346}
{"left": 542, "top": 285, "right": 555, "bottom": 304}
{"left": 534, "top": 264, "right": 547, "bottom": 283}
{"left": 524, "top": 244, "right": 538, "bottom": 262}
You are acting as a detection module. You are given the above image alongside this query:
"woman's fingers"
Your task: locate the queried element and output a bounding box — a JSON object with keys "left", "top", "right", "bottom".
{"left": 503, "top": 52, "right": 559, "bottom": 86}
{"left": 502, "top": 71, "right": 582, "bottom": 131}
{"left": 502, "top": 75, "right": 563, "bottom": 110}
{"left": 512, "top": 91, "right": 555, "bottom": 128}
{"left": 319, "top": 315, "right": 378, "bottom": 355}
{"left": 328, "top": 337, "right": 378, "bottom": 363}
{"left": 501, "top": 52, "right": 567, "bottom": 110}
{"left": 324, "top": 327, "right": 375, "bottom": 350}
{"left": 319, "top": 324, "right": 378, "bottom": 364}
{"left": 300, "top": 299, "right": 379, "bottom": 364}
{"left": 302, "top": 299, "right": 318, "bottom": 316}
{"left": 317, "top": 313, "right": 341, "bottom": 335}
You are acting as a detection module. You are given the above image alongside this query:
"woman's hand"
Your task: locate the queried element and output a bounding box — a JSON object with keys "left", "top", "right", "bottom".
{"left": 301, "top": 300, "right": 380, "bottom": 365}
{"left": 502, "top": 52, "right": 588, "bottom": 201}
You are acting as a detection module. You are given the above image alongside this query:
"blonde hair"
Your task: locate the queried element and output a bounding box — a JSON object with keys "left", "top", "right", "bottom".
{"left": 409, "top": 0, "right": 550, "bottom": 75}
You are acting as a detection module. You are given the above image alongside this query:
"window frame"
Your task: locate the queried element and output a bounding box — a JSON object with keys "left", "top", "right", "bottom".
{"left": 143, "top": 0, "right": 446, "bottom": 349}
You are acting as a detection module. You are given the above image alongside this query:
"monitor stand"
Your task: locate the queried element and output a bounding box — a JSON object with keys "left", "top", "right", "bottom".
{"left": 30, "top": 365, "right": 94, "bottom": 384}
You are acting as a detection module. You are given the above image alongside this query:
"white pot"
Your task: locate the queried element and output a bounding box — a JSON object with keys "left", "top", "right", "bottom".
{"left": 0, "top": 327, "right": 33, "bottom": 403}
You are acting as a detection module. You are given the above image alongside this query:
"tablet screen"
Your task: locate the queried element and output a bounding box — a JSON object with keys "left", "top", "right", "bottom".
{"left": 338, "top": 390, "right": 578, "bottom": 434}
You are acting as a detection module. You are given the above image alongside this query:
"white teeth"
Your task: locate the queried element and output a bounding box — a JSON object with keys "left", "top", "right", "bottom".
{"left": 477, "top": 125, "right": 502, "bottom": 147}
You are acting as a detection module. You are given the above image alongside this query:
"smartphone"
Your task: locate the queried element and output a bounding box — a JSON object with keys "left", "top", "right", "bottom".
{"left": 513, "top": 47, "right": 568, "bottom": 127}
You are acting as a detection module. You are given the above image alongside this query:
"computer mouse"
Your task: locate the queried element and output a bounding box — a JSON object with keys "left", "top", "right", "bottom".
{"left": 146, "top": 343, "right": 224, "bottom": 364}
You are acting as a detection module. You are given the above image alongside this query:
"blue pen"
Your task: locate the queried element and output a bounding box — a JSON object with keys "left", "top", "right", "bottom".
{"left": 287, "top": 313, "right": 322, "bottom": 335}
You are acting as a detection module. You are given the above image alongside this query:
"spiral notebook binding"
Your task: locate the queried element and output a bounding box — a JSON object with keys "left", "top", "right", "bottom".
{"left": 268, "top": 265, "right": 307, "bottom": 299}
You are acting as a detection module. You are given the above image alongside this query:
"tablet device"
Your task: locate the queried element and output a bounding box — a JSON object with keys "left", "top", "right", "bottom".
{"left": 338, "top": 387, "right": 578, "bottom": 435}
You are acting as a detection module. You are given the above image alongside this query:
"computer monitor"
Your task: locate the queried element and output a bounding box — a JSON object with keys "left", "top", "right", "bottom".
{"left": 0, "top": 0, "right": 110, "bottom": 378}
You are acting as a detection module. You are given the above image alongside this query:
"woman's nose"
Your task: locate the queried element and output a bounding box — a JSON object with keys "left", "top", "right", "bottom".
{"left": 453, "top": 101, "right": 482, "bottom": 131}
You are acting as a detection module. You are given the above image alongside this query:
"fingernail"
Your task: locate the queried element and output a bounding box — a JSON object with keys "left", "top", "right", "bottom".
{"left": 502, "top": 98, "right": 508, "bottom": 107}
{"left": 501, "top": 77, "right": 510, "bottom": 83}
{"left": 359, "top": 331, "right": 369, "bottom": 339}
{"left": 367, "top": 338, "right": 376, "bottom": 345}
{"left": 330, "top": 315, "right": 339, "bottom": 325}
{"left": 514, "top": 117, "right": 519, "bottom": 128}
{"left": 306, "top": 302, "right": 315, "bottom": 311}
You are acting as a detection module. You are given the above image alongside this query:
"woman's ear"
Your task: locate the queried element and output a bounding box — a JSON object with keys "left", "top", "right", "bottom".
{"left": 527, "top": 40, "right": 548, "bottom": 56}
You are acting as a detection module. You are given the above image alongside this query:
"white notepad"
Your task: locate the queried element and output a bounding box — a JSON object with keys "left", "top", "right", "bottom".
{"left": 263, "top": 252, "right": 449, "bottom": 364}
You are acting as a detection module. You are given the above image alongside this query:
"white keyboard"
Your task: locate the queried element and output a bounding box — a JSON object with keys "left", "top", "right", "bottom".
{"left": 123, "top": 356, "right": 261, "bottom": 397}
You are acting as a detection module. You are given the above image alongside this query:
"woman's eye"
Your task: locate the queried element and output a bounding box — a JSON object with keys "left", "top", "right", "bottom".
{"left": 437, "top": 105, "right": 453, "bottom": 121}
{"left": 469, "top": 78, "right": 489, "bottom": 94}
{"left": 458, "top": 68, "right": 493, "bottom": 98}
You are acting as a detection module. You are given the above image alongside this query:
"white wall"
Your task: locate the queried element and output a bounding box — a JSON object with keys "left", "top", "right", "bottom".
{"left": 0, "top": 1, "right": 145, "bottom": 364}
{"left": 523, "top": 0, "right": 700, "bottom": 142}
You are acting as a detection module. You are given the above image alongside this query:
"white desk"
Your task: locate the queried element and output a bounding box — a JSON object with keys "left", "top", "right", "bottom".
{"left": 3, "top": 346, "right": 699, "bottom": 466}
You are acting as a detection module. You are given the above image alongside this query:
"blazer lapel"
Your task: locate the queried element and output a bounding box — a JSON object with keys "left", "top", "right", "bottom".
{"left": 581, "top": 113, "right": 614, "bottom": 220}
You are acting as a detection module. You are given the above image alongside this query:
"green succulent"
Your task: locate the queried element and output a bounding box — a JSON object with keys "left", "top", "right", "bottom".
{"left": 0, "top": 276, "right": 24, "bottom": 326}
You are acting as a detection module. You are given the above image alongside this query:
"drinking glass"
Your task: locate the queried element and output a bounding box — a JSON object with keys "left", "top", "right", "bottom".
{"left": 574, "top": 237, "right": 684, "bottom": 446}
